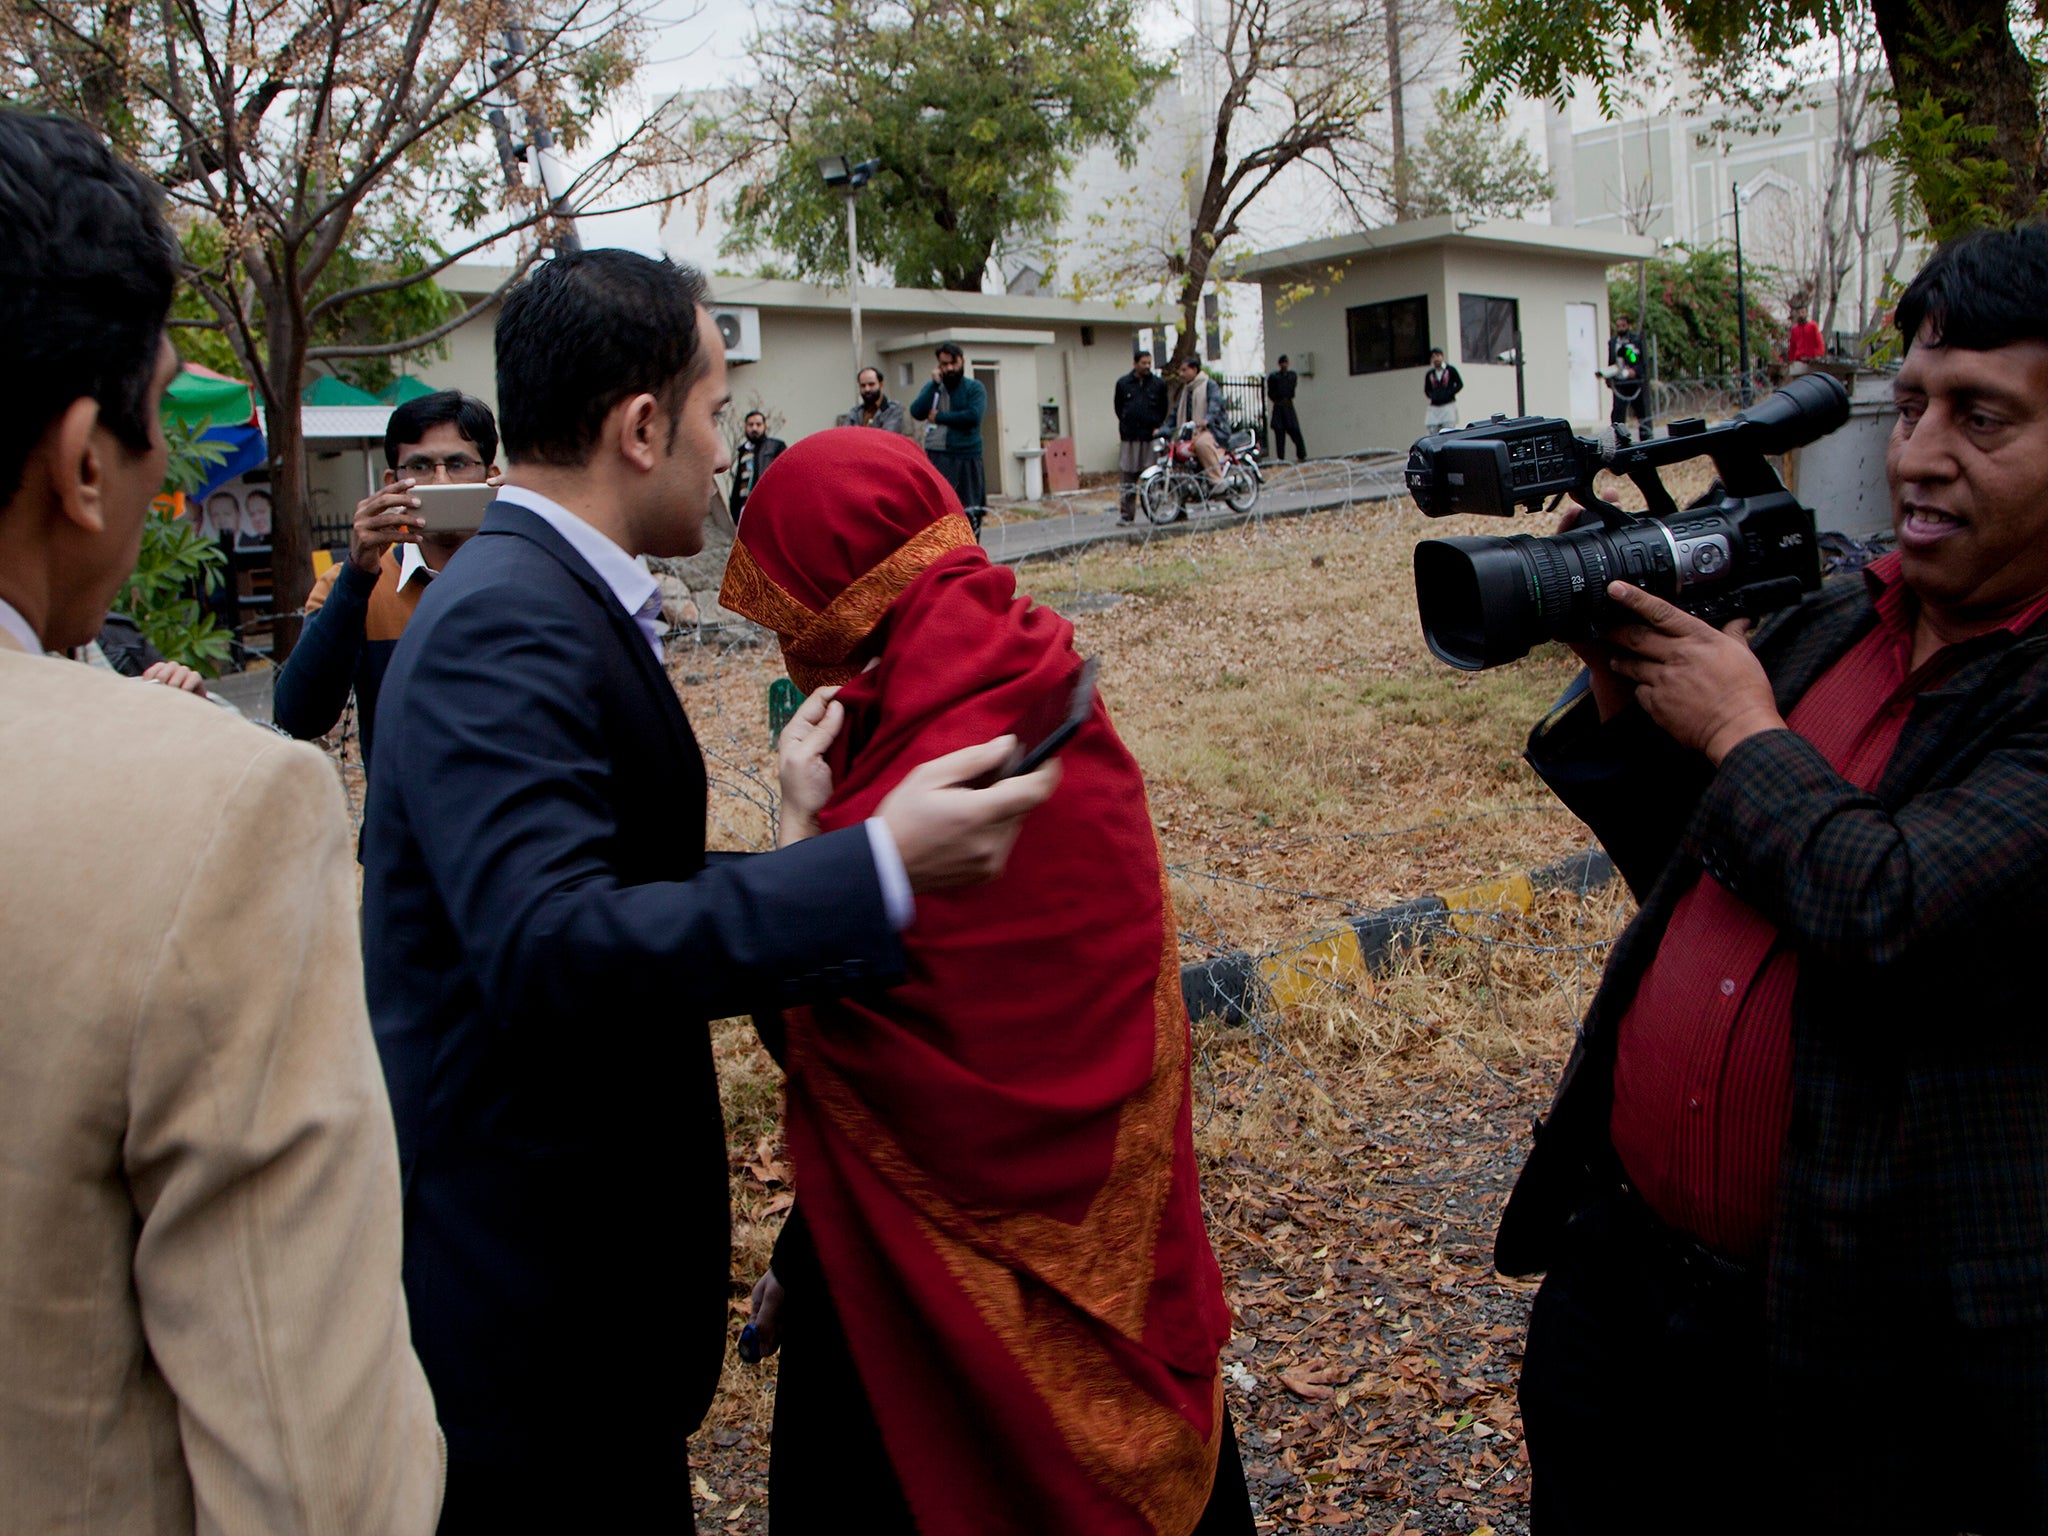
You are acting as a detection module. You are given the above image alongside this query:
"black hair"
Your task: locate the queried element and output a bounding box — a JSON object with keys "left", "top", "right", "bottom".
{"left": 0, "top": 112, "right": 176, "bottom": 505}
{"left": 1278, "top": 354, "right": 1289, "bottom": 364}
{"left": 744, "top": 410, "right": 766, "bottom": 424}
{"left": 495, "top": 250, "right": 711, "bottom": 467}
{"left": 1896, "top": 223, "right": 2048, "bottom": 353}
{"left": 857, "top": 366, "right": 882, "bottom": 383}
{"left": 383, "top": 389, "right": 499, "bottom": 470}
{"left": 935, "top": 342, "right": 964, "bottom": 362}
{"left": 1134, "top": 349, "right": 1152, "bottom": 360}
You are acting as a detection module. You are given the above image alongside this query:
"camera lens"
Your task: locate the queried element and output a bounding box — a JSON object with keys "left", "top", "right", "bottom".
{"left": 1409, "top": 524, "right": 1679, "bottom": 667}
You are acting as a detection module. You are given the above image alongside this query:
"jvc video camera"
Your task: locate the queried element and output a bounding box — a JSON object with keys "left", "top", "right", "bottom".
{"left": 1406, "top": 372, "right": 1851, "bottom": 671}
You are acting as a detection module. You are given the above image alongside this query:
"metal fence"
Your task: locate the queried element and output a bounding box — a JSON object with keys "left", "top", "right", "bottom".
{"left": 1646, "top": 369, "right": 1778, "bottom": 425}
{"left": 1214, "top": 374, "right": 1268, "bottom": 444}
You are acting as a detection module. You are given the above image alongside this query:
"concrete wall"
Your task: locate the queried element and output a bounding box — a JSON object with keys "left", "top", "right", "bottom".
{"left": 1259, "top": 243, "right": 1614, "bottom": 456}
{"left": 1439, "top": 247, "right": 1611, "bottom": 429}
{"left": 388, "top": 283, "right": 1151, "bottom": 499}
{"left": 1258, "top": 245, "right": 1446, "bottom": 457}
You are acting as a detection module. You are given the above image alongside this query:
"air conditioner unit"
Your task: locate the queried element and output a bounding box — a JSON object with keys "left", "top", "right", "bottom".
{"left": 709, "top": 305, "right": 761, "bottom": 363}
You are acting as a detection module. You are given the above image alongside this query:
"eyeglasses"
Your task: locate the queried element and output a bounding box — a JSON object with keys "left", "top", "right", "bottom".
{"left": 398, "top": 454, "right": 487, "bottom": 480}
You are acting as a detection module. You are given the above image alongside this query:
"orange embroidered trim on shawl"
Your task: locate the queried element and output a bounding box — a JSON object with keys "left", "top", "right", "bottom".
{"left": 793, "top": 869, "right": 1221, "bottom": 1535}
{"left": 720, "top": 515, "right": 979, "bottom": 691}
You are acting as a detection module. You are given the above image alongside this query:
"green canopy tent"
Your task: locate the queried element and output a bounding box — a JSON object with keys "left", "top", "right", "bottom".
{"left": 303, "top": 375, "right": 382, "bottom": 408}
{"left": 163, "top": 364, "right": 264, "bottom": 500}
{"left": 381, "top": 375, "right": 438, "bottom": 405}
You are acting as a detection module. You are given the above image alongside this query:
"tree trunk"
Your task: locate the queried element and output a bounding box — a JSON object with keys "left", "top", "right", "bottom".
{"left": 1171, "top": 247, "right": 1212, "bottom": 372}
{"left": 1387, "top": 0, "right": 1407, "bottom": 219}
{"left": 263, "top": 317, "right": 313, "bottom": 661}
{"left": 1871, "top": 0, "right": 2047, "bottom": 225}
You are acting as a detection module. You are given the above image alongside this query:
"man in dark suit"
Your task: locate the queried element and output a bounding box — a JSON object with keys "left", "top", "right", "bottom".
{"left": 1503, "top": 225, "right": 2048, "bottom": 1533}
{"left": 1265, "top": 354, "right": 1305, "bottom": 460}
{"left": 362, "top": 250, "right": 1058, "bottom": 1533}
{"left": 729, "top": 409, "right": 784, "bottom": 521}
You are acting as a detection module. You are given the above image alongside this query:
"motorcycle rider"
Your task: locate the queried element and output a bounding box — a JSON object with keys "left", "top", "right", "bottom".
{"left": 1173, "top": 357, "right": 1229, "bottom": 503}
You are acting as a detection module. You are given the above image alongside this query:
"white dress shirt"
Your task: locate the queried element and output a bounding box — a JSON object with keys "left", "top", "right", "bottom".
{"left": 0, "top": 594, "right": 39, "bottom": 654}
{"left": 489, "top": 484, "right": 914, "bottom": 929}
{"left": 396, "top": 541, "right": 438, "bottom": 592}
{"left": 492, "top": 484, "right": 664, "bottom": 662}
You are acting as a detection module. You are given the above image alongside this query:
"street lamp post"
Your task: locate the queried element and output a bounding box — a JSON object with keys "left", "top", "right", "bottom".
{"left": 817, "top": 155, "right": 883, "bottom": 378}
{"left": 1732, "top": 178, "right": 1752, "bottom": 406}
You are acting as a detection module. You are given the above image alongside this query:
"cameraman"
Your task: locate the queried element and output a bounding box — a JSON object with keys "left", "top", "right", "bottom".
{"left": 1506, "top": 225, "right": 2048, "bottom": 1534}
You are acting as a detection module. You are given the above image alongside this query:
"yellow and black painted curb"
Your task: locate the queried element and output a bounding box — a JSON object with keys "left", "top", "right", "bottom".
{"left": 1180, "top": 847, "right": 1617, "bottom": 1026}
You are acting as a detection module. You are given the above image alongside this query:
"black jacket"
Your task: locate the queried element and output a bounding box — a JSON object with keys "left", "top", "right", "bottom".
{"left": 1503, "top": 572, "right": 2048, "bottom": 1520}
{"left": 1423, "top": 364, "right": 1463, "bottom": 406}
{"left": 730, "top": 435, "right": 786, "bottom": 518}
{"left": 362, "top": 502, "right": 903, "bottom": 1508}
{"left": 1113, "top": 370, "right": 1169, "bottom": 442}
{"left": 1266, "top": 366, "right": 1298, "bottom": 403}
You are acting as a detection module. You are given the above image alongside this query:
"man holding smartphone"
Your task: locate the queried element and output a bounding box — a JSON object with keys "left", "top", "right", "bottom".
{"left": 271, "top": 390, "right": 499, "bottom": 784}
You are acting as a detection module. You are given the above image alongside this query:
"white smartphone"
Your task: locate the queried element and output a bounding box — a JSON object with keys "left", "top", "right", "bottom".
{"left": 411, "top": 482, "right": 495, "bottom": 535}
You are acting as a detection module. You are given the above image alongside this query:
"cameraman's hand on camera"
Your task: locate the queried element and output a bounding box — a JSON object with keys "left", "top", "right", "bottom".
{"left": 879, "top": 737, "right": 1061, "bottom": 893}
{"left": 1554, "top": 506, "right": 1638, "bottom": 722}
{"left": 777, "top": 686, "right": 845, "bottom": 847}
{"left": 348, "top": 481, "right": 424, "bottom": 575}
{"left": 1602, "top": 582, "right": 1784, "bottom": 764}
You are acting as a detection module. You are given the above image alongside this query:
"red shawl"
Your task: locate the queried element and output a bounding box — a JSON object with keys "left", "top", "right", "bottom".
{"left": 720, "top": 430, "right": 1230, "bottom": 1535}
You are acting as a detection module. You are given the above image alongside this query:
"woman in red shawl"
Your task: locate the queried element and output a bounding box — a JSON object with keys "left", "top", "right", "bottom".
{"left": 720, "top": 429, "right": 1249, "bottom": 1535}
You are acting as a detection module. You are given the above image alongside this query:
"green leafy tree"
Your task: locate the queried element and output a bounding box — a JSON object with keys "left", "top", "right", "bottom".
{"left": 1402, "top": 89, "right": 1554, "bottom": 221}
{"left": 1613, "top": 244, "right": 1784, "bottom": 379}
{"left": 116, "top": 418, "right": 232, "bottom": 674}
{"left": 6, "top": 0, "right": 727, "bottom": 655}
{"left": 726, "top": 0, "right": 1166, "bottom": 292}
{"left": 1454, "top": 0, "right": 2046, "bottom": 234}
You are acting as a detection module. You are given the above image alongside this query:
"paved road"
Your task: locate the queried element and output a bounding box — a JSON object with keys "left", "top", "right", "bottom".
{"left": 974, "top": 453, "right": 1411, "bottom": 568}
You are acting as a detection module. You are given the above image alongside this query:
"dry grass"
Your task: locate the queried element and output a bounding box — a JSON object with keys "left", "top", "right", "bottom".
{"left": 668, "top": 481, "right": 1683, "bottom": 1530}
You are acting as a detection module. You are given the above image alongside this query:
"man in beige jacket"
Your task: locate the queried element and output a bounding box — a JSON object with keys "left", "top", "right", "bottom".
{"left": 0, "top": 112, "right": 443, "bottom": 1534}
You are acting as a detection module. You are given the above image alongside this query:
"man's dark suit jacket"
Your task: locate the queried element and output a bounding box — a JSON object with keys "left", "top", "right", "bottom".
{"left": 362, "top": 501, "right": 902, "bottom": 1524}
{"left": 1502, "top": 570, "right": 2048, "bottom": 1525}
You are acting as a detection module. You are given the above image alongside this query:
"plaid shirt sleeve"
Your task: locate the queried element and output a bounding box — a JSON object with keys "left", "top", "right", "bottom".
{"left": 1685, "top": 711, "right": 2048, "bottom": 967}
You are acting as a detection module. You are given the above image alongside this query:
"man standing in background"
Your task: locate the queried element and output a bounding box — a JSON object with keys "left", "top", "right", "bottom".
{"left": 1113, "top": 348, "right": 1168, "bottom": 522}
{"left": 1266, "top": 353, "right": 1306, "bottom": 460}
{"left": 1607, "top": 313, "right": 1653, "bottom": 441}
{"left": 1422, "top": 347, "right": 1464, "bottom": 433}
{"left": 910, "top": 342, "right": 988, "bottom": 512}
{"left": 729, "top": 409, "right": 784, "bottom": 522}
{"left": 1787, "top": 302, "right": 1825, "bottom": 368}
{"left": 840, "top": 365, "right": 910, "bottom": 434}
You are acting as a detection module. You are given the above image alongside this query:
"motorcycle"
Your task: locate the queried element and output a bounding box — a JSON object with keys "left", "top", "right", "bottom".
{"left": 1135, "top": 422, "right": 1264, "bottom": 524}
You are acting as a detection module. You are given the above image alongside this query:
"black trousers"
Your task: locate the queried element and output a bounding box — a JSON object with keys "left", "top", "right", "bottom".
{"left": 1608, "top": 387, "right": 1650, "bottom": 430}
{"left": 1520, "top": 1185, "right": 2048, "bottom": 1536}
{"left": 928, "top": 449, "right": 987, "bottom": 514}
{"left": 1518, "top": 1188, "right": 1773, "bottom": 1536}
{"left": 769, "top": 1208, "right": 1255, "bottom": 1533}
{"left": 1270, "top": 401, "right": 1305, "bottom": 460}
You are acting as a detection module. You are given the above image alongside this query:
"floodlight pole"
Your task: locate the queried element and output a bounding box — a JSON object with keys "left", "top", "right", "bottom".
{"left": 1733, "top": 179, "right": 1752, "bottom": 407}
{"left": 843, "top": 192, "right": 863, "bottom": 377}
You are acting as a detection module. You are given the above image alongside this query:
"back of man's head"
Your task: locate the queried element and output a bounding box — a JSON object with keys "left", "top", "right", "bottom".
{"left": 0, "top": 113, "right": 175, "bottom": 508}
{"left": 384, "top": 390, "right": 499, "bottom": 470}
{"left": 1896, "top": 224, "right": 2048, "bottom": 353}
{"left": 495, "top": 251, "right": 709, "bottom": 466}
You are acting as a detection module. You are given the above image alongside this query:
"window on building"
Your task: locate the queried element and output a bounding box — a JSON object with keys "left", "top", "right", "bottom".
{"left": 1080, "top": 325, "right": 1096, "bottom": 347}
{"left": 1346, "top": 296, "right": 1430, "bottom": 375}
{"left": 1460, "top": 294, "right": 1521, "bottom": 365}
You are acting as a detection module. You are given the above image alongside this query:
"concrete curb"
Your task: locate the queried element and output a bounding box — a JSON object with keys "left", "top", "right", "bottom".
{"left": 1180, "top": 846, "right": 1618, "bottom": 1027}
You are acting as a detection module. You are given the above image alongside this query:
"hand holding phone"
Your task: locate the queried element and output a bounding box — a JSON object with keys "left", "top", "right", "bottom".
{"left": 970, "top": 656, "right": 1097, "bottom": 788}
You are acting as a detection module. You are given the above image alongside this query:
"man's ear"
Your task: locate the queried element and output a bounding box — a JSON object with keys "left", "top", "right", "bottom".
{"left": 382, "top": 468, "right": 399, "bottom": 487}
{"left": 48, "top": 397, "right": 112, "bottom": 536}
{"left": 615, "top": 393, "right": 662, "bottom": 473}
